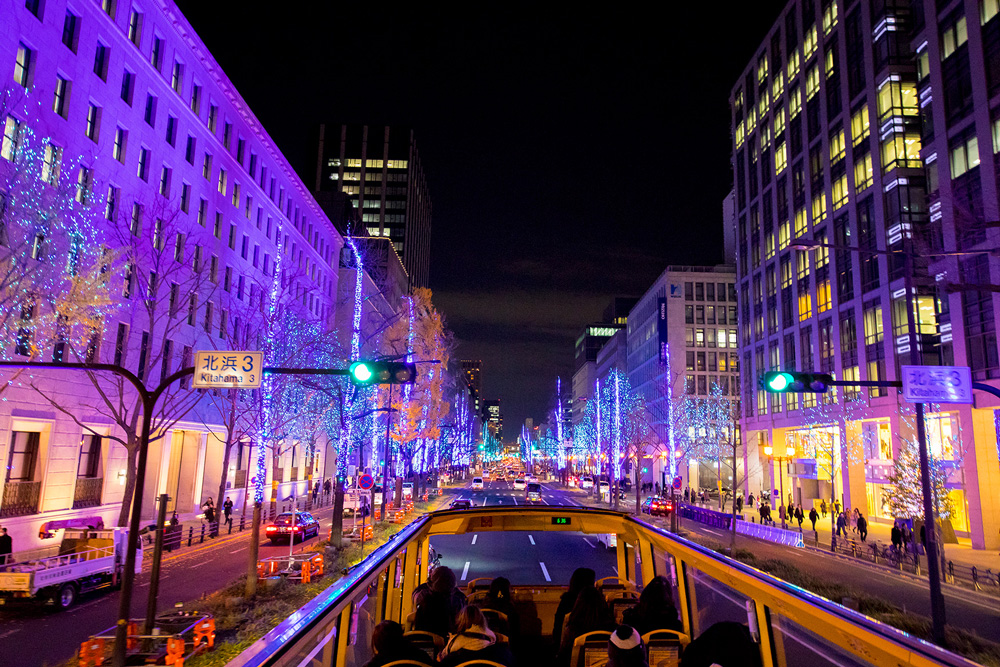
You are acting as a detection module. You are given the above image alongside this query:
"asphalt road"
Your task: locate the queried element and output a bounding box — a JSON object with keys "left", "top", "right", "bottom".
{"left": 431, "top": 480, "right": 617, "bottom": 586}
{"left": 0, "top": 506, "right": 345, "bottom": 667}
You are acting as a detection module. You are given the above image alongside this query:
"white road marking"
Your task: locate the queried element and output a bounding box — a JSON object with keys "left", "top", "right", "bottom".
{"left": 582, "top": 538, "right": 597, "bottom": 549}
{"left": 482, "top": 497, "right": 488, "bottom": 507}
{"left": 461, "top": 561, "right": 471, "bottom": 580}
{"left": 612, "top": 566, "right": 618, "bottom": 575}
{"left": 528, "top": 535, "right": 535, "bottom": 545}
{"left": 539, "top": 561, "right": 551, "bottom": 582}
{"left": 188, "top": 560, "right": 210, "bottom": 568}
{"left": 511, "top": 496, "right": 518, "bottom": 505}
{"left": 230, "top": 546, "right": 247, "bottom": 554}
{"left": 471, "top": 534, "right": 478, "bottom": 545}
{"left": 0, "top": 628, "right": 20, "bottom": 639}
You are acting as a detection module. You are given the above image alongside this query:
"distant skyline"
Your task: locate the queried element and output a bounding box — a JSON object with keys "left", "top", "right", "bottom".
{"left": 176, "top": 1, "right": 788, "bottom": 431}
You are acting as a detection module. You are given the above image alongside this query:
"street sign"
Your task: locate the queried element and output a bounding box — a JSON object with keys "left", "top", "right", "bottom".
{"left": 348, "top": 465, "right": 357, "bottom": 478}
{"left": 901, "top": 365, "right": 973, "bottom": 404}
{"left": 192, "top": 351, "right": 263, "bottom": 389}
{"left": 672, "top": 476, "right": 683, "bottom": 490}
{"left": 358, "top": 473, "right": 374, "bottom": 490}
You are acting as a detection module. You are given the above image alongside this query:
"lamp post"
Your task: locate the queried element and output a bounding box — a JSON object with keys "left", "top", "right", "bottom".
{"left": 763, "top": 444, "right": 795, "bottom": 527}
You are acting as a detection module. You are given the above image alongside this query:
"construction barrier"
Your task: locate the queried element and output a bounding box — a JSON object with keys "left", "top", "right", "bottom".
{"left": 193, "top": 618, "right": 215, "bottom": 649}
{"left": 79, "top": 637, "right": 105, "bottom": 667}
{"left": 165, "top": 636, "right": 185, "bottom": 666}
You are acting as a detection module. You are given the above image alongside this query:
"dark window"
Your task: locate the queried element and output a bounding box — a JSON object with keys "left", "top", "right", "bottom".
{"left": 857, "top": 195, "right": 880, "bottom": 293}
{"left": 93, "top": 43, "right": 109, "bottom": 81}
{"left": 961, "top": 255, "right": 998, "bottom": 379}
{"left": 114, "top": 322, "right": 128, "bottom": 365}
{"left": 136, "top": 331, "right": 149, "bottom": 380}
{"left": 6, "top": 431, "right": 39, "bottom": 482}
{"left": 78, "top": 435, "right": 101, "bottom": 478}
{"left": 790, "top": 116, "right": 803, "bottom": 157}
{"left": 942, "top": 48, "right": 973, "bottom": 125}
{"left": 985, "top": 17, "right": 1000, "bottom": 97}
{"left": 845, "top": 7, "right": 865, "bottom": 99}
{"left": 62, "top": 11, "right": 80, "bottom": 52}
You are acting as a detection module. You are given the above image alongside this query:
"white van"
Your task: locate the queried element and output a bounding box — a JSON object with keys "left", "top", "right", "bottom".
{"left": 471, "top": 477, "right": 484, "bottom": 490}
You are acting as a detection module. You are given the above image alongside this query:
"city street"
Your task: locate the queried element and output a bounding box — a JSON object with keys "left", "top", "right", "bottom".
{"left": 0, "top": 506, "right": 349, "bottom": 667}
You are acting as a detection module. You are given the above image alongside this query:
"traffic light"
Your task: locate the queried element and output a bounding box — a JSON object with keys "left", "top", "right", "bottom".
{"left": 348, "top": 360, "right": 417, "bottom": 386}
{"left": 761, "top": 371, "right": 833, "bottom": 393}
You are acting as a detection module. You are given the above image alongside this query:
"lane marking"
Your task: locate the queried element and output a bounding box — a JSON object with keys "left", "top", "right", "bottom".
{"left": 482, "top": 497, "right": 488, "bottom": 507}
{"left": 511, "top": 496, "right": 518, "bottom": 505}
{"left": 539, "top": 561, "right": 551, "bottom": 582}
{"left": 461, "top": 561, "right": 471, "bottom": 580}
{"left": 471, "top": 534, "right": 478, "bottom": 545}
{"left": 230, "top": 546, "right": 247, "bottom": 554}
{"left": 582, "top": 538, "right": 597, "bottom": 549}
{"left": 528, "top": 535, "right": 535, "bottom": 545}
{"left": 188, "top": 560, "right": 210, "bottom": 568}
{"left": 612, "top": 566, "right": 618, "bottom": 575}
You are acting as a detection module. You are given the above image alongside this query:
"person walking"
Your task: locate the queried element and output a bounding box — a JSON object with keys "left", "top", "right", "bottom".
{"left": 820, "top": 499, "right": 827, "bottom": 518}
{"left": 834, "top": 499, "right": 841, "bottom": 516}
{"left": 748, "top": 493, "right": 755, "bottom": 510}
{"left": 857, "top": 513, "right": 868, "bottom": 542}
{"left": 891, "top": 523, "right": 902, "bottom": 551}
{"left": 778, "top": 504, "right": 787, "bottom": 528}
{"left": 809, "top": 507, "right": 818, "bottom": 533}
{"left": 794, "top": 505, "right": 804, "bottom": 532}
{"left": 324, "top": 478, "right": 332, "bottom": 498}
{"left": 836, "top": 512, "right": 847, "bottom": 537}
{"left": 223, "top": 497, "right": 234, "bottom": 530}
{"left": 312, "top": 482, "right": 320, "bottom": 504}
{"left": 0, "top": 527, "right": 11, "bottom": 563}
{"left": 736, "top": 494, "right": 743, "bottom": 514}
{"left": 202, "top": 498, "right": 217, "bottom": 538}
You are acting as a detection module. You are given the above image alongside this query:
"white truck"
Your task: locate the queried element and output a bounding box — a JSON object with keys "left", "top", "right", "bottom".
{"left": 0, "top": 528, "right": 141, "bottom": 610}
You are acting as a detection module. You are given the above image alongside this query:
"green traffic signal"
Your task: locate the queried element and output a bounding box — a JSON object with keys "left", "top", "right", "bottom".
{"left": 348, "top": 360, "right": 418, "bottom": 386}
{"left": 767, "top": 372, "right": 793, "bottom": 392}
{"left": 350, "top": 361, "right": 374, "bottom": 384}
{"left": 761, "top": 371, "right": 833, "bottom": 393}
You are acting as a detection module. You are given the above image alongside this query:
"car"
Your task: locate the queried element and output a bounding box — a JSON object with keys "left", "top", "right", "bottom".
{"left": 580, "top": 476, "right": 594, "bottom": 489}
{"left": 525, "top": 474, "right": 537, "bottom": 483}
{"left": 598, "top": 481, "right": 610, "bottom": 498}
{"left": 471, "top": 477, "right": 484, "bottom": 490}
{"left": 513, "top": 478, "right": 526, "bottom": 491}
{"left": 641, "top": 496, "right": 673, "bottom": 517}
{"left": 265, "top": 512, "right": 320, "bottom": 544}
{"left": 449, "top": 499, "right": 473, "bottom": 510}
{"left": 525, "top": 482, "right": 542, "bottom": 503}
{"left": 596, "top": 532, "right": 618, "bottom": 549}
{"left": 402, "top": 482, "right": 414, "bottom": 500}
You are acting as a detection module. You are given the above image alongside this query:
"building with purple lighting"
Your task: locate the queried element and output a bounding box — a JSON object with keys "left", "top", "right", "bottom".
{"left": 0, "top": 0, "right": 382, "bottom": 551}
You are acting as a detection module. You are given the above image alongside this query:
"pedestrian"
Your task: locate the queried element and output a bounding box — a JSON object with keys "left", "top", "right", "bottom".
{"left": 748, "top": 493, "right": 755, "bottom": 510}
{"left": 836, "top": 512, "right": 846, "bottom": 537}
{"left": 202, "top": 498, "right": 217, "bottom": 537}
{"left": 778, "top": 504, "right": 787, "bottom": 528}
{"left": 834, "top": 499, "right": 841, "bottom": 516}
{"left": 170, "top": 511, "right": 179, "bottom": 527}
{"left": 787, "top": 501, "right": 794, "bottom": 523}
{"left": 736, "top": 495, "right": 743, "bottom": 513}
{"left": 794, "top": 505, "right": 804, "bottom": 531}
{"left": 223, "top": 497, "right": 234, "bottom": 529}
{"left": 891, "top": 523, "right": 902, "bottom": 551}
{"left": 820, "top": 499, "right": 827, "bottom": 518}
{"left": 0, "top": 527, "right": 11, "bottom": 563}
{"left": 857, "top": 513, "right": 868, "bottom": 542}
{"left": 809, "top": 507, "right": 818, "bottom": 532}
{"left": 655, "top": 482, "right": 660, "bottom": 495}
{"left": 324, "top": 478, "right": 332, "bottom": 497}
{"left": 313, "top": 482, "right": 320, "bottom": 503}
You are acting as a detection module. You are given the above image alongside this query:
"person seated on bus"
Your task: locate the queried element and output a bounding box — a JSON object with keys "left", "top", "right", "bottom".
{"left": 680, "top": 621, "right": 762, "bottom": 667}
{"left": 363, "top": 620, "right": 436, "bottom": 667}
{"left": 481, "top": 577, "right": 519, "bottom": 639}
{"left": 437, "top": 605, "right": 514, "bottom": 667}
{"left": 607, "top": 625, "right": 648, "bottom": 667}
{"left": 621, "top": 576, "right": 681, "bottom": 635}
{"left": 558, "top": 587, "right": 616, "bottom": 665}
{"left": 553, "top": 567, "right": 596, "bottom": 644}
{"left": 414, "top": 566, "right": 467, "bottom": 638}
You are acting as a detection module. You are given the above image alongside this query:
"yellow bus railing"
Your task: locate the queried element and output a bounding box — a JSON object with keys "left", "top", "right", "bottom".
{"left": 225, "top": 506, "right": 981, "bottom": 667}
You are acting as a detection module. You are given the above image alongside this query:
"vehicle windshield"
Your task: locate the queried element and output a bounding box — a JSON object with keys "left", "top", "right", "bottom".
{"left": 272, "top": 513, "right": 307, "bottom": 525}
{"left": 527, "top": 483, "right": 541, "bottom": 492}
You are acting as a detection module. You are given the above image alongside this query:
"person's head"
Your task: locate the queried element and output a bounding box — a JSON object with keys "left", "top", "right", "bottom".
{"left": 430, "top": 566, "right": 457, "bottom": 594}
{"left": 1, "top": 528, "right": 6, "bottom": 535}
{"left": 568, "top": 586, "right": 611, "bottom": 632}
{"left": 567, "top": 567, "right": 597, "bottom": 597}
{"left": 489, "top": 577, "right": 511, "bottom": 602}
{"left": 608, "top": 625, "right": 646, "bottom": 667}
{"left": 371, "top": 620, "right": 405, "bottom": 654}
{"left": 637, "top": 576, "right": 674, "bottom": 616}
{"left": 455, "top": 604, "right": 487, "bottom": 634}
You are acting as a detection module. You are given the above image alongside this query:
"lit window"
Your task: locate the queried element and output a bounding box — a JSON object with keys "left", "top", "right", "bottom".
{"left": 128, "top": 9, "right": 142, "bottom": 46}
{"left": 829, "top": 129, "right": 845, "bottom": 162}
{"left": 812, "top": 192, "right": 827, "bottom": 222}
{"left": 85, "top": 104, "right": 101, "bottom": 142}
{"left": 778, "top": 219, "right": 791, "bottom": 249}
{"left": 880, "top": 133, "right": 922, "bottom": 172}
{"left": 765, "top": 232, "right": 775, "bottom": 259}
{"left": 806, "top": 66, "right": 820, "bottom": 100}
{"left": 799, "top": 292, "right": 813, "bottom": 321}
{"left": 950, "top": 135, "right": 980, "bottom": 178}
{"left": 772, "top": 71, "right": 784, "bottom": 99}
{"left": 758, "top": 93, "right": 769, "bottom": 120}
{"left": 758, "top": 54, "right": 769, "bottom": 84}
{"left": 171, "top": 61, "right": 183, "bottom": 94}
{"left": 113, "top": 127, "right": 127, "bottom": 162}
{"left": 794, "top": 208, "right": 807, "bottom": 237}
{"left": 218, "top": 168, "right": 227, "bottom": 195}
{"left": 735, "top": 121, "right": 745, "bottom": 148}
{"left": 774, "top": 106, "right": 786, "bottom": 134}
{"left": 825, "top": 48, "right": 835, "bottom": 78}
{"left": 992, "top": 117, "right": 1000, "bottom": 152}
{"left": 917, "top": 48, "right": 930, "bottom": 80}
{"left": 804, "top": 25, "right": 818, "bottom": 60}
{"left": 851, "top": 104, "right": 870, "bottom": 145}
{"left": 787, "top": 48, "right": 800, "bottom": 78}
{"left": 790, "top": 86, "right": 802, "bottom": 118}
{"left": 984, "top": 0, "right": 1000, "bottom": 24}
{"left": 797, "top": 250, "right": 810, "bottom": 279}
{"left": 818, "top": 281, "right": 832, "bottom": 313}
{"left": 41, "top": 143, "right": 62, "bottom": 184}
{"left": 759, "top": 123, "right": 771, "bottom": 149}
{"left": 832, "top": 174, "right": 849, "bottom": 209}
{"left": 14, "top": 43, "right": 32, "bottom": 88}
{"left": 775, "top": 141, "right": 788, "bottom": 174}
{"left": 137, "top": 147, "right": 149, "bottom": 181}
{"left": 823, "top": 1, "right": 839, "bottom": 34}
{"left": 876, "top": 80, "right": 918, "bottom": 121}
{"left": 854, "top": 153, "right": 873, "bottom": 192}
{"left": 53, "top": 76, "right": 70, "bottom": 117}
{"left": 746, "top": 107, "right": 757, "bottom": 131}
{"left": 941, "top": 16, "right": 968, "bottom": 59}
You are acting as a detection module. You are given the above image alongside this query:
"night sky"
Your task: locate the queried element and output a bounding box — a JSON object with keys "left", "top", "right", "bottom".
{"left": 175, "top": 1, "right": 787, "bottom": 435}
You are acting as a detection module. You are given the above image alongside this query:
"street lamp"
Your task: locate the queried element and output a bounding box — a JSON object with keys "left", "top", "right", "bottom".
{"left": 763, "top": 444, "right": 796, "bottom": 527}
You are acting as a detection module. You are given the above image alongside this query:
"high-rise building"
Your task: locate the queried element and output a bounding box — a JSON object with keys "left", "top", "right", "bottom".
{"left": 461, "top": 359, "right": 483, "bottom": 413}
{"left": 0, "top": 0, "right": 355, "bottom": 550}
{"left": 483, "top": 399, "right": 502, "bottom": 441}
{"left": 314, "top": 124, "right": 432, "bottom": 288}
{"left": 570, "top": 297, "right": 638, "bottom": 428}
{"left": 731, "top": 0, "right": 999, "bottom": 549}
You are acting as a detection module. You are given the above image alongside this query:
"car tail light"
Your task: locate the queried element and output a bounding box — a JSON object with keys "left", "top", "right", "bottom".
{"left": 266, "top": 526, "right": 276, "bottom": 532}
{"left": 292, "top": 526, "right": 301, "bottom": 532}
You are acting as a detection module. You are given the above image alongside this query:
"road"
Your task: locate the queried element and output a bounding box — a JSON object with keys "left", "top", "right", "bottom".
{"left": 0, "top": 506, "right": 348, "bottom": 667}
{"left": 431, "top": 480, "right": 617, "bottom": 586}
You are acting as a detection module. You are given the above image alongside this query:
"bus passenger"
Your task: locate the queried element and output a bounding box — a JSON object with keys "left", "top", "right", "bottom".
{"left": 363, "top": 621, "right": 435, "bottom": 667}
{"left": 607, "top": 625, "right": 647, "bottom": 667}
{"left": 621, "top": 576, "right": 681, "bottom": 634}
{"left": 438, "top": 605, "right": 513, "bottom": 667}
{"left": 680, "top": 621, "right": 763, "bottom": 667}
{"left": 553, "top": 567, "right": 596, "bottom": 645}
{"left": 559, "top": 587, "right": 615, "bottom": 665}
{"left": 481, "top": 577, "right": 519, "bottom": 639}
{"left": 414, "top": 566, "right": 467, "bottom": 638}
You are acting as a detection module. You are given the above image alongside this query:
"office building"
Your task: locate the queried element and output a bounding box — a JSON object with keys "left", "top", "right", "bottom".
{"left": 0, "top": 0, "right": 354, "bottom": 550}
{"left": 731, "top": 0, "right": 999, "bottom": 548}
{"left": 461, "top": 359, "right": 483, "bottom": 413}
{"left": 570, "top": 297, "right": 638, "bottom": 428}
{"left": 314, "top": 124, "right": 432, "bottom": 288}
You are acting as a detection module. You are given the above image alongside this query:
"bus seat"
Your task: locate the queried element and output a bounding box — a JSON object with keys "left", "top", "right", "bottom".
{"left": 404, "top": 611, "right": 417, "bottom": 631}
{"left": 642, "top": 629, "right": 690, "bottom": 667}
{"left": 610, "top": 597, "right": 638, "bottom": 624}
{"left": 570, "top": 630, "right": 612, "bottom": 667}
{"left": 403, "top": 630, "right": 445, "bottom": 658}
{"left": 382, "top": 662, "right": 435, "bottom": 667}
{"left": 452, "top": 661, "right": 510, "bottom": 667}
{"left": 595, "top": 577, "right": 635, "bottom": 596}
{"left": 481, "top": 609, "right": 509, "bottom": 635}
{"left": 466, "top": 577, "right": 493, "bottom": 593}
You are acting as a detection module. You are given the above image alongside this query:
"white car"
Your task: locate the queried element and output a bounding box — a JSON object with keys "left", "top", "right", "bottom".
{"left": 596, "top": 532, "right": 618, "bottom": 549}
{"left": 402, "top": 482, "right": 414, "bottom": 499}
{"left": 471, "top": 477, "right": 484, "bottom": 490}
{"left": 525, "top": 474, "right": 537, "bottom": 483}
{"left": 580, "top": 476, "right": 594, "bottom": 489}
{"left": 598, "top": 481, "right": 610, "bottom": 498}
{"left": 513, "top": 478, "right": 526, "bottom": 491}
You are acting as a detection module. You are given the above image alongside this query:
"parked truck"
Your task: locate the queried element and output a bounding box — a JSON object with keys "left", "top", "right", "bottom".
{"left": 0, "top": 527, "right": 141, "bottom": 610}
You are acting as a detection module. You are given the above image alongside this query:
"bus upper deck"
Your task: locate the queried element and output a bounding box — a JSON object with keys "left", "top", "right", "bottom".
{"left": 225, "top": 505, "right": 981, "bottom": 667}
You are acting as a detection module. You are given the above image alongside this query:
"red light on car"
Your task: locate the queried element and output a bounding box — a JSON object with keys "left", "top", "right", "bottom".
{"left": 292, "top": 526, "right": 301, "bottom": 532}
{"left": 266, "top": 526, "right": 276, "bottom": 532}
